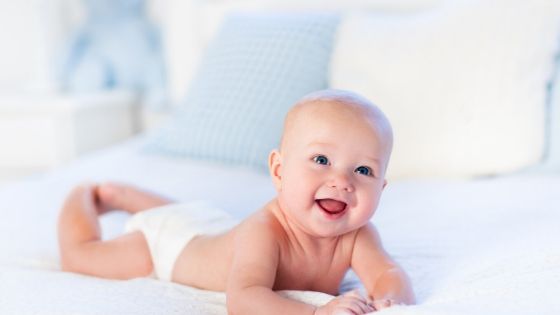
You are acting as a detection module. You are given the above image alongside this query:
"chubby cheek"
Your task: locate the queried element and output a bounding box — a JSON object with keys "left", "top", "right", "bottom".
{"left": 354, "top": 187, "right": 383, "bottom": 221}
{"left": 279, "top": 168, "right": 318, "bottom": 213}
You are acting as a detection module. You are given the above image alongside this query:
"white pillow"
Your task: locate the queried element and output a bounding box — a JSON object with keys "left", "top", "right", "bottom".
{"left": 331, "top": 0, "right": 560, "bottom": 179}
{"left": 159, "top": 0, "right": 441, "bottom": 105}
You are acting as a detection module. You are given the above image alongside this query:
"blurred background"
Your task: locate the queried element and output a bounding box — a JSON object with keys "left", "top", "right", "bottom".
{"left": 0, "top": 0, "right": 167, "bottom": 186}
{"left": 0, "top": 0, "right": 558, "bottom": 187}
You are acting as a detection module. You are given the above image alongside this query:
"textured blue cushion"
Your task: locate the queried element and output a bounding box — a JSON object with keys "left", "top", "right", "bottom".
{"left": 145, "top": 13, "right": 339, "bottom": 170}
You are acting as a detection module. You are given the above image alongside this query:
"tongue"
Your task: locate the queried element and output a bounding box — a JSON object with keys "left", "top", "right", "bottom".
{"left": 317, "top": 199, "right": 346, "bottom": 213}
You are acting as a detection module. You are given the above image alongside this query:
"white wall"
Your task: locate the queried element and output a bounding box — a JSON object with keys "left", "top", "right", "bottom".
{"left": 0, "top": 0, "right": 74, "bottom": 93}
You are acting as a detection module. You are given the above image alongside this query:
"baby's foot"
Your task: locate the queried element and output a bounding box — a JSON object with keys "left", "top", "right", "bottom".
{"left": 96, "top": 182, "right": 171, "bottom": 214}
{"left": 58, "top": 182, "right": 103, "bottom": 248}
{"left": 62, "top": 182, "right": 104, "bottom": 217}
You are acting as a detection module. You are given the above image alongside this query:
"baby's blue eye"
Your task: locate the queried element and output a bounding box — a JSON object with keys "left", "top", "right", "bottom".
{"left": 313, "top": 155, "right": 329, "bottom": 165}
{"left": 355, "top": 166, "right": 373, "bottom": 176}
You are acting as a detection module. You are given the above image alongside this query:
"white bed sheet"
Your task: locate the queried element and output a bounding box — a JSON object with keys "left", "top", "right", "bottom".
{"left": 0, "top": 137, "right": 559, "bottom": 314}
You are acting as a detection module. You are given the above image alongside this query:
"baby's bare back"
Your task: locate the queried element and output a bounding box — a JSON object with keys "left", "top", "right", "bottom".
{"left": 171, "top": 202, "right": 356, "bottom": 295}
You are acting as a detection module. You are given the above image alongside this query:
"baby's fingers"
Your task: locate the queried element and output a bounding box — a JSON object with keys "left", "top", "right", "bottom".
{"left": 345, "top": 290, "right": 375, "bottom": 313}
{"left": 342, "top": 290, "right": 371, "bottom": 305}
{"left": 370, "top": 299, "right": 397, "bottom": 311}
{"left": 333, "top": 304, "right": 365, "bottom": 315}
{"left": 338, "top": 297, "right": 375, "bottom": 314}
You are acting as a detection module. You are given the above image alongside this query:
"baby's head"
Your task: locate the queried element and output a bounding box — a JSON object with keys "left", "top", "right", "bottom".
{"left": 269, "top": 89, "right": 393, "bottom": 237}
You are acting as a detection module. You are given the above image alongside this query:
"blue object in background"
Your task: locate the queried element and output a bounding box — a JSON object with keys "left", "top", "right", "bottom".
{"left": 59, "top": 0, "right": 166, "bottom": 108}
{"left": 146, "top": 13, "right": 340, "bottom": 170}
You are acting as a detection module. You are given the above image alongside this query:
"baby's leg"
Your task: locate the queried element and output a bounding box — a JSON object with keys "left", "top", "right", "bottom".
{"left": 58, "top": 184, "right": 153, "bottom": 279}
{"left": 96, "top": 182, "right": 172, "bottom": 214}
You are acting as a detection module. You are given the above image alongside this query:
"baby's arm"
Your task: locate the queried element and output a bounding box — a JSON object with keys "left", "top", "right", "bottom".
{"left": 227, "top": 218, "right": 372, "bottom": 315}
{"left": 351, "top": 223, "right": 415, "bottom": 309}
{"left": 226, "top": 220, "right": 316, "bottom": 315}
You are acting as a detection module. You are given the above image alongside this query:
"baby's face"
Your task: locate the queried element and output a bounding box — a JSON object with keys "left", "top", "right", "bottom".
{"left": 270, "top": 101, "right": 391, "bottom": 237}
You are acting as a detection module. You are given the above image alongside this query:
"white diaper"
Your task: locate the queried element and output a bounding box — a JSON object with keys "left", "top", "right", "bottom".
{"left": 125, "top": 201, "right": 238, "bottom": 281}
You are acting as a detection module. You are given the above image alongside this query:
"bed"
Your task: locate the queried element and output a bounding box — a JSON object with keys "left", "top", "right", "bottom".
{"left": 0, "top": 138, "right": 559, "bottom": 314}
{"left": 1, "top": 0, "right": 560, "bottom": 314}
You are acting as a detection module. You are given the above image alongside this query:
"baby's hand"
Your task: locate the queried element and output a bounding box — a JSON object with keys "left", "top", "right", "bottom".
{"left": 367, "top": 297, "right": 401, "bottom": 311}
{"left": 314, "top": 290, "right": 375, "bottom": 315}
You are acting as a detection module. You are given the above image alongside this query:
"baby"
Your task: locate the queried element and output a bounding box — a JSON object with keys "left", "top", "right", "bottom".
{"left": 58, "top": 89, "right": 415, "bottom": 314}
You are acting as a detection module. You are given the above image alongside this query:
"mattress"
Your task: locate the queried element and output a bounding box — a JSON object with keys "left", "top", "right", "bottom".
{"left": 0, "top": 136, "right": 559, "bottom": 314}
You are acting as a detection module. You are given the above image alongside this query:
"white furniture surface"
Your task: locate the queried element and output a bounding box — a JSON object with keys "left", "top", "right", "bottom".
{"left": 0, "top": 91, "right": 138, "bottom": 183}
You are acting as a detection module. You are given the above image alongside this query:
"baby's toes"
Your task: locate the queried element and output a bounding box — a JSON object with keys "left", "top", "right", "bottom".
{"left": 61, "top": 182, "right": 99, "bottom": 214}
{"left": 95, "top": 182, "right": 128, "bottom": 213}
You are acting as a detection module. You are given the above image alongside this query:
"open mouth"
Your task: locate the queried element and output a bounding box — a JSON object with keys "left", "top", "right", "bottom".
{"left": 316, "top": 198, "right": 348, "bottom": 218}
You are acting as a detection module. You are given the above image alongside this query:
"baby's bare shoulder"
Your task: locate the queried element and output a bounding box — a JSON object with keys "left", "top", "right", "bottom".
{"left": 350, "top": 222, "right": 395, "bottom": 269}
{"left": 233, "top": 202, "right": 285, "bottom": 242}
{"left": 353, "top": 222, "right": 383, "bottom": 248}
{"left": 227, "top": 202, "right": 284, "bottom": 279}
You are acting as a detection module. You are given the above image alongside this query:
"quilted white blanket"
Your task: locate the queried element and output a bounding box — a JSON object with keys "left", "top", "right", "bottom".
{"left": 0, "top": 138, "right": 559, "bottom": 314}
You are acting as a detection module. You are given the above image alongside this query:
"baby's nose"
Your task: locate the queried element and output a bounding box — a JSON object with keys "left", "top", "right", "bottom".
{"left": 328, "top": 172, "right": 354, "bottom": 192}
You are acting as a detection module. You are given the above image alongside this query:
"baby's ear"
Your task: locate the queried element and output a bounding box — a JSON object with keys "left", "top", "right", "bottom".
{"left": 268, "top": 149, "right": 282, "bottom": 191}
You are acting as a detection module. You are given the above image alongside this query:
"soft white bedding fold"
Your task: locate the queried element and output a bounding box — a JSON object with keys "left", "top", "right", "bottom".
{"left": 0, "top": 137, "right": 559, "bottom": 314}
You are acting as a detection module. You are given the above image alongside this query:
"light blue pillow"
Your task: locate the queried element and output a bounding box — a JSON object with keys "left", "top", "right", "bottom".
{"left": 145, "top": 13, "right": 339, "bottom": 170}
